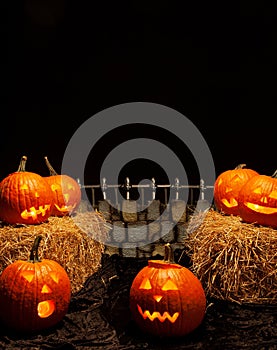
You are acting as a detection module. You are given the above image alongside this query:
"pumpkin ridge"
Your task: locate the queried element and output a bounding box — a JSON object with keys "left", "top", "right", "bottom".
{"left": 21, "top": 263, "right": 36, "bottom": 329}
{"left": 7, "top": 263, "right": 30, "bottom": 329}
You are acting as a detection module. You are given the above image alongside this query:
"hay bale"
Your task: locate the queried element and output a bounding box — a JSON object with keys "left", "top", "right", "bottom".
{"left": 0, "top": 211, "right": 109, "bottom": 294}
{"left": 184, "top": 209, "right": 277, "bottom": 305}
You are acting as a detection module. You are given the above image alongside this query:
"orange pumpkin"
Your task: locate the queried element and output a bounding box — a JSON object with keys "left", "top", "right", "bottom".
{"left": 0, "top": 156, "right": 53, "bottom": 225}
{"left": 0, "top": 235, "right": 71, "bottom": 332}
{"left": 238, "top": 170, "right": 277, "bottom": 228}
{"left": 129, "top": 244, "right": 206, "bottom": 337}
{"left": 213, "top": 164, "right": 259, "bottom": 216}
{"left": 44, "top": 156, "right": 81, "bottom": 217}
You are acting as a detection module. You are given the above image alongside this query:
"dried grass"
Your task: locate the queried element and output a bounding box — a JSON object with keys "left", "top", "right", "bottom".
{"left": 0, "top": 211, "right": 110, "bottom": 294}
{"left": 184, "top": 209, "right": 277, "bottom": 305}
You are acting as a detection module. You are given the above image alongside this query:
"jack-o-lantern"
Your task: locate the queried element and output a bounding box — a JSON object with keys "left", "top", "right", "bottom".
{"left": 213, "top": 164, "right": 259, "bottom": 216}
{"left": 0, "top": 156, "right": 53, "bottom": 225}
{"left": 44, "top": 156, "right": 81, "bottom": 216}
{"left": 238, "top": 170, "right": 277, "bottom": 228}
{"left": 129, "top": 244, "right": 206, "bottom": 337}
{"left": 0, "top": 235, "right": 71, "bottom": 332}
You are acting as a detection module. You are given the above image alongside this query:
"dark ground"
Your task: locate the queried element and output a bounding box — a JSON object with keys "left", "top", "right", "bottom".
{"left": 0, "top": 254, "right": 276, "bottom": 350}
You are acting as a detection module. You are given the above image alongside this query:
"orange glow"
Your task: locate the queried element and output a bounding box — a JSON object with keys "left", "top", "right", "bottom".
{"left": 21, "top": 270, "right": 35, "bottom": 282}
{"left": 21, "top": 205, "right": 51, "bottom": 220}
{"left": 153, "top": 295, "right": 163, "bottom": 302}
{"left": 137, "top": 305, "right": 179, "bottom": 323}
{"left": 222, "top": 197, "right": 238, "bottom": 208}
{"left": 51, "top": 184, "right": 60, "bottom": 191}
{"left": 245, "top": 202, "right": 277, "bottom": 214}
{"left": 63, "top": 193, "right": 70, "bottom": 202}
{"left": 253, "top": 187, "right": 262, "bottom": 194}
{"left": 21, "top": 207, "right": 38, "bottom": 220}
{"left": 260, "top": 196, "right": 268, "bottom": 204}
{"left": 139, "top": 277, "right": 152, "bottom": 289}
{"left": 269, "top": 190, "right": 277, "bottom": 200}
{"left": 225, "top": 187, "right": 233, "bottom": 193}
{"left": 41, "top": 284, "right": 52, "bottom": 293}
{"left": 161, "top": 279, "right": 178, "bottom": 291}
{"left": 49, "top": 272, "right": 59, "bottom": 283}
{"left": 54, "top": 203, "right": 75, "bottom": 212}
{"left": 67, "top": 184, "right": 75, "bottom": 190}
{"left": 37, "top": 300, "right": 55, "bottom": 318}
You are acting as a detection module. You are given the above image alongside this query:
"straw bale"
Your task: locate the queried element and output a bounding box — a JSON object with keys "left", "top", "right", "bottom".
{"left": 0, "top": 211, "right": 109, "bottom": 294}
{"left": 184, "top": 209, "right": 277, "bottom": 305}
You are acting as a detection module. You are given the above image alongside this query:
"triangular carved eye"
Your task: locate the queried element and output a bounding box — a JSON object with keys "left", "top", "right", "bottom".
{"left": 139, "top": 277, "right": 152, "bottom": 289}
{"left": 162, "top": 279, "right": 178, "bottom": 291}
{"left": 67, "top": 183, "right": 75, "bottom": 190}
{"left": 269, "top": 190, "right": 277, "bottom": 200}
{"left": 49, "top": 272, "right": 59, "bottom": 283}
{"left": 21, "top": 270, "right": 35, "bottom": 282}
{"left": 253, "top": 187, "right": 262, "bottom": 194}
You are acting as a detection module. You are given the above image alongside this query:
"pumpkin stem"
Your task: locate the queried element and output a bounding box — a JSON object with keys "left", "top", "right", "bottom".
{"left": 44, "top": 156, "right": 58, "bottom": 176}
{"left": 29, "top": 235, "right": 42, "bottom": 262}
{"left": 235, "top": 164, "right": 246, "bottom": 169}
{"left": 272, "top": 170, "right": 277, "bottom": 178}
{"left": 164, "top": 243, "right": 174, "bottom": 263}
{"left": 17, "top": 156, "right": 28, "bottom": 172}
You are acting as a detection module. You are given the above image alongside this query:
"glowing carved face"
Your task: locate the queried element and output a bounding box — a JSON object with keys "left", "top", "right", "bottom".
{"left": 46, "top": 175, "right": 81, "bottom": 216}
{"left": 244, "top": 187, "right": 277, "bottom": 214}
{"left": 214, "top": 167, "right": 259, "bottom": 216}
{"left": 50, "top": 183, "right": 77, "bottom": 213}
{"left": 0, "top": 172, "right": 53, "bottom": 225}
{"left": 0, "top": 258, "right": 71, "bottom": 332}
{"left": 137, "top": 277, "right": 180, "bottom": 323}
{"left": 19, "top": 184, "right": 52, "bottom": 221}
{"left": 21, "top": 270, "right": 59, "bottom": 318}
{"left": 129, "top": 260, "right": 206, "bottom": 337}
{"left": 216, "top": 176, "right": 240, "bottom": 208}
{"left": 238, "top": 174, "right": 277, "bottom": 228}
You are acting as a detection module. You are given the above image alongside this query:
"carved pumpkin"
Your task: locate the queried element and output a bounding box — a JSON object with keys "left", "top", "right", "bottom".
{"left": 44, "top": 156, "right": 81, "bottom": 216}
{"left": 238, "top": 170, "right": 277, "bottom": 228}
{"left": 129, "top": 244, "right": 206, "bottom": 337}
{"left": 213, "top": 164, "right": 259, "bottom": 216}
{"left": 0, "top": 156, "right": 53, "bottom": 225}
{"left": 0, "top": 235, "right": 71, "bottom": 332}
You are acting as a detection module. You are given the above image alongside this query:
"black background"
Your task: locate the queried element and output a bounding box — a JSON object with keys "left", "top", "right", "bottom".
{"left": 3, "top": 1, "right": 277, "bottom": 186}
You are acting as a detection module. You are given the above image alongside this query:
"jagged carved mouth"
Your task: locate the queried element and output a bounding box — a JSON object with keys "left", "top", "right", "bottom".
{"left": 54, "top": 203, "right": 76, "bottom": 212}
{"left": 21, "top": 205, "right": 51, "bottom": 220}
{"left": 137, "top": 304, "right": 179, "bottom": 323}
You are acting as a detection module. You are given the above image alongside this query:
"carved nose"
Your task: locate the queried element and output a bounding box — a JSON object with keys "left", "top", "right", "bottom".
{"left": 153, "top": 295, "right": 163, "bottom": 302}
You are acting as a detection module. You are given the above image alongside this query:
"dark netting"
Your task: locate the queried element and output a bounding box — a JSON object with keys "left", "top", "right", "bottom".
{"left": 0, "top": 254, "right": 276, "bottom": 350}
